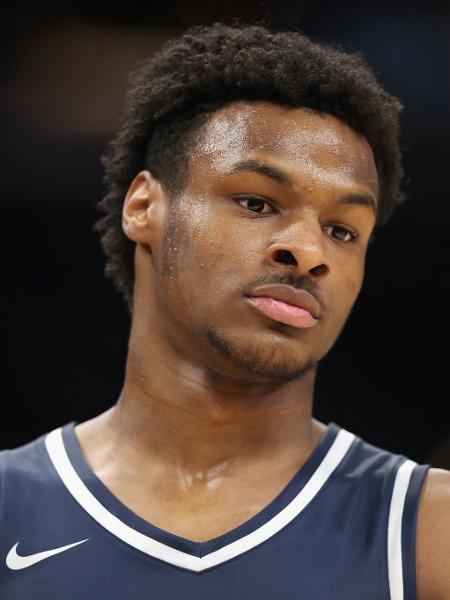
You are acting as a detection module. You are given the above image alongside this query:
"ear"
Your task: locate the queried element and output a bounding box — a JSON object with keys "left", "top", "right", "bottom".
{"left": 122, "top": 170, "right": 166, "bottom": 245}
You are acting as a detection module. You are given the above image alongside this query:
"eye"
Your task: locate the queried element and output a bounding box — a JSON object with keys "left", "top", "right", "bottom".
{"left": 235, "top": 195, "right": 275, "bottom": 214}
{"left": 323, "top": 224, "right": 358, "bottom": 243}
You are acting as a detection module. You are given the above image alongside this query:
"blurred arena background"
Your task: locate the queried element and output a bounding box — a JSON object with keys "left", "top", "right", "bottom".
{"left": 2, "top": 0, "right": 449, "bottom": 467}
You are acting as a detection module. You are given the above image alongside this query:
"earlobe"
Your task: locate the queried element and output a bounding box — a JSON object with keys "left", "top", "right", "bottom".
{"left": 122, "top": 170, "right": 164, "bottom": 244}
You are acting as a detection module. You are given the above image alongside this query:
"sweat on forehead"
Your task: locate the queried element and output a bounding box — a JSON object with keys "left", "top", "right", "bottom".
{"left": 191, "top": 101, "right": 379, "bottom": 195}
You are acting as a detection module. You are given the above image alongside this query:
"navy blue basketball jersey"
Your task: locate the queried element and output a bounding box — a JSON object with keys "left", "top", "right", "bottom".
{"left": 0, "top": 421, "right": 429, "bottom": 599}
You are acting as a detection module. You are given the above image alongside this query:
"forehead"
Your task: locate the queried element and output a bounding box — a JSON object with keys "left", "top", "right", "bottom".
{"left": 191, "top": 101, "right": 379, "bottom": 197}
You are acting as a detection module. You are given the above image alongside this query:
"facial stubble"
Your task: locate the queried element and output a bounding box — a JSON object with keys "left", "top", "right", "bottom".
{"left": 158, "top": 203, "right": 317, "bottom": 384}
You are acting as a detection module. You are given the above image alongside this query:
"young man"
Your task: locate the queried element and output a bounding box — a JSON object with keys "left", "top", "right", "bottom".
{"left": 1, "top": 22, "right": 449, "bottom": 599}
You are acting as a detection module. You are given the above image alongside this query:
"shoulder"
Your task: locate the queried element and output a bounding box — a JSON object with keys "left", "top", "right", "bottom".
{"left": 416, "top": 467, "right": 450, "bottom": 600}
{"left": 0, "top": 430, "right": 57, "bottom": 497}
{"left": 0, "top": 432, "right": 48, "bottom": 468}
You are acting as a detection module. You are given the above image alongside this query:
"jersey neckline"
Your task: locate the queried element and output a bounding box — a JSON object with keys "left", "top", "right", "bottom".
{"left": 45, "top": 420, "right": 356, "bottom": 571}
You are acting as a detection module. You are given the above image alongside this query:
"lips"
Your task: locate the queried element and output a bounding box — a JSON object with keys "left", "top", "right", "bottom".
{"left": 244, "top": 284, "right": 321, "bottom": 329}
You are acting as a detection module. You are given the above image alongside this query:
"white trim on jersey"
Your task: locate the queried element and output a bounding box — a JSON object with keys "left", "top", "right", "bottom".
{"left": 387, "top": 458, "right": 417, "bottom": 600}
{"left": 45, "top": 427, "right": 355, "bottom": 572}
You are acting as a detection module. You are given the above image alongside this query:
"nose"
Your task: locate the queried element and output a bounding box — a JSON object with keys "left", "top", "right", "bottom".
{"left": 265, "top": 222, "right": 330, "bottom": 279}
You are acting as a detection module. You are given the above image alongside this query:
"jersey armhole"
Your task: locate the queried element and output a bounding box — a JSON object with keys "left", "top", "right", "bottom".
{"left": 401, "top": 463, "right": 430, "bottom": 600}
{"left": 387, "top": 460, "right": 431, "bottom": 600}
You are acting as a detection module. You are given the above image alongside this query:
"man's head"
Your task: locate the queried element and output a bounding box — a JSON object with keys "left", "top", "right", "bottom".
{"left": 93, "top": 22, "right": 404, "bottom": 384}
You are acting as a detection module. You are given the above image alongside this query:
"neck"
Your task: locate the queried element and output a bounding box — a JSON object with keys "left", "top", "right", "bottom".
{"left": 97, "top": 325, "right": 321, "bottom": 480}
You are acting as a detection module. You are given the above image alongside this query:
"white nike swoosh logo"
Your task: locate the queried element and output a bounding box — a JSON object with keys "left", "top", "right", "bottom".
{"left": 6, "top": 538, "right": 89, "bottom": 570}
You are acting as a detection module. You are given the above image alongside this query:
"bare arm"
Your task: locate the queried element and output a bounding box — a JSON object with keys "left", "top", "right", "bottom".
{"left": 416, "top": 467, "right": 450, "bottom": 600}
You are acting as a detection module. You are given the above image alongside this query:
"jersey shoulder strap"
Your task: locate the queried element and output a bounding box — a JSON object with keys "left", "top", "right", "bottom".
{"left": 387, "top": 457, "right": 430, "bottom": 600}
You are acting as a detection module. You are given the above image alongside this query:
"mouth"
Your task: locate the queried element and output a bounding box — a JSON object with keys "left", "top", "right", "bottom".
{"left": 244, "top": 296, "right": 318, "bottom": 329}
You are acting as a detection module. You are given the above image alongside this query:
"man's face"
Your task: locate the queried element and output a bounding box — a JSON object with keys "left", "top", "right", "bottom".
{"left": 138, "top": 101, "right": 379, "bottom": 384}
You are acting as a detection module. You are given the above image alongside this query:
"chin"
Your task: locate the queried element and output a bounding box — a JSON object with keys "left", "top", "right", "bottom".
{"left": 204, "top": 326, "right": 318, "bottom": 384}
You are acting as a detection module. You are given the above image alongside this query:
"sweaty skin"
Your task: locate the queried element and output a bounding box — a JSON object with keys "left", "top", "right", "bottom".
{"left": 74, "top": 104, "right": 450, "bottom": 600}
{"left": 76, "top": 101, "right": 380, "bottom": 542}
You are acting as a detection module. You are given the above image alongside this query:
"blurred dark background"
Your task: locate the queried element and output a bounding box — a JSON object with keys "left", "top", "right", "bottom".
{"left": 2, "top": 0, "right": 449, "bottom": 467}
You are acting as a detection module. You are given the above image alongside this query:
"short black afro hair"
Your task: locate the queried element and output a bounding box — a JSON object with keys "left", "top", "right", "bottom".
{"left": 93, "top": 21, "right": 405, "bottom": 314}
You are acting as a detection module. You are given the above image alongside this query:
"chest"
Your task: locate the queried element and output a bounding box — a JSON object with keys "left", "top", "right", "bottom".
{"left": 103, "top": 472, "right": 296, "bottom": 543}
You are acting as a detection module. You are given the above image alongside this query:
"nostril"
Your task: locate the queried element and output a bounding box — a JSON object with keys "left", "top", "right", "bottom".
{"left": 274, "top": 250, "right": 297, "bottom": 265}
{"left": 310, "top": 264, "right": 327, "bottom": 277}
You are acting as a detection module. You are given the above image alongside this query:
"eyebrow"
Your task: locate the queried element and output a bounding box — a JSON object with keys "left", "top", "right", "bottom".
{"left": 225, "top": 159, "right": 293, "bottom": 188}
{"left": 224, "top": 159, "right": 378, "bottom": 215}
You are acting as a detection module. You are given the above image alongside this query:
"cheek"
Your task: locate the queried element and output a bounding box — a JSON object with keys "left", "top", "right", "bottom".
{"left": 189, "top": 226, "right": 245, "bottom": 301}
{"left": 156, "top": 201, "right": 239, "bottom": 308}
{"left": 336, "top": 257, "right": 365, "bottom": 305}
{"left": 157, "top": 198, "right": 213, "bottom": 272}
{"left": 180, "top": 199, "right": 239, "bottom": 267}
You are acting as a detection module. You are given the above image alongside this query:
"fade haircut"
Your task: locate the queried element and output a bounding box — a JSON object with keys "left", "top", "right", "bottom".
{"left": 94, "top": 22, "right": 405, "bottom": 314}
